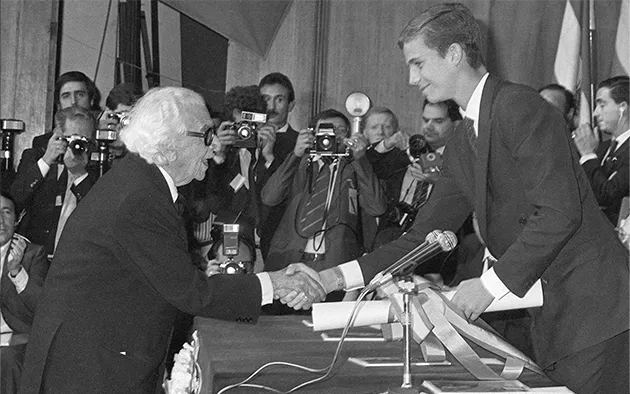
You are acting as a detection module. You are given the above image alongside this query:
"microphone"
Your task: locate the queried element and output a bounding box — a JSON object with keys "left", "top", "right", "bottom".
{"left": 366, "top": 230, "right": 458, "bottom": 292}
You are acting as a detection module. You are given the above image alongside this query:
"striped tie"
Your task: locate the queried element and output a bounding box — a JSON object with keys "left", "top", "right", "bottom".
{"left": 299, "top": 160, "right": 332, "bottom": 237}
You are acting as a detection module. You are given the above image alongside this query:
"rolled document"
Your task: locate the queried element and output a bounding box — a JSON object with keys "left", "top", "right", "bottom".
{"left": 442, "top": 279, "right": 543, "bottom": 313}
{"left": 311, "top": 280, "right": 543, "bottom": 332}
{"left": 312, "top": 300, "right": 391, "bottom": 331}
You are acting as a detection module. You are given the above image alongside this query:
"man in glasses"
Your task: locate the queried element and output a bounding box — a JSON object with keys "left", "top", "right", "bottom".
{"left": 18, "top": 87, "right": 325, "bottom": 394}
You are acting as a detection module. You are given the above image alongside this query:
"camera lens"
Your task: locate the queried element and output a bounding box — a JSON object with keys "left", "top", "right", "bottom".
{"left": 238, "top": 125, "right": 252, "bottom": 139}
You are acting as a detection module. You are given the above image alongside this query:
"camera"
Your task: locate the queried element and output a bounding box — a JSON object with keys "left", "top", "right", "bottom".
{"left": 64, "top": 135, "right": 90, "bottom": 156}
{"left": 419, "top": 151, "right": 443, "bottom": 173}
{"left": 408, "top": 134, "right": 442, "bottom": 173}
{"left": 215, "top": 224, "right": 254, "bottom": 275}
{"left": 310, "top": 122, "right": 349, "bottom": 156}
{"left": 386, "top": 201, "right": 418, "bottom": 232}
{"left": 55, "top": 135, "right": 91, "bottom": 165}
{"left": 1, "top": 119, "right": 25, "bottom": 171}
{"left": 231, "top": 111, "right": 266, "bottom": 149}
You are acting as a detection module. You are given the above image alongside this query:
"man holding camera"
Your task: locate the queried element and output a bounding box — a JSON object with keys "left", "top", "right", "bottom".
{"left": 11, "top": 106, "right": 97, "bottom": 257}
{"left": 262, "top": 109, "right": 386, "bottom": 294}
{"left": 365, "top": 100, "right": 461, "bottom": 249}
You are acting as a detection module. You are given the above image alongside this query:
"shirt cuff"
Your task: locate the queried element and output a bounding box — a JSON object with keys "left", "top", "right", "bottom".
{"left": 579, "top": 153, "right": 598, "bottom": 165}
{"left": 480, "top": 267, "right": 510, "bottom": 300}
{"left": 37, "top": 158, "right": 51, "bottom": 177}
{"left": 338, "top": 260, "right": 365, "bottom": 291}
{"left": 256, "top": 272, "right": 274, "bottom": 305}
{"left": 8, "top": 267, "right": 29, "bottom": 294}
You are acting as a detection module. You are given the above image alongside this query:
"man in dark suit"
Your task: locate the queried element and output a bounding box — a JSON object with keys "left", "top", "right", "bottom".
{"left": 295, "top": 4, "right": 628, "bottom": 393}
{"left": 17, "top": 87, "right": 325, "bottom": 394}
{"left": 365, "top": 101, "right": 461, "bottom": 249}
{"left": 11, "top": 106, "right": 98, "bottom": 257}
{"left": 573, "top": 76, "right": 629, "bottom": 225}
{"left": 258, "top": 73, "right": 300, "bottom": 259}
{"left": 262, "top": 109, "right": 386, "bottom": 274}
{"left": 0, "top": 192, "right": 49, "bottom": 394}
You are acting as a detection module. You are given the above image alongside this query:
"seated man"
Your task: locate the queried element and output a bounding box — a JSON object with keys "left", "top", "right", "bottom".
{"left": 262, "top": 109, "right": 387, "bottom": 279}
{"left": 0, "top": 192, "right": 49, "bottom": 394}
{"left": 573, "top": 76, "right": 629, "bottom": 225}
{"left": 11, "top": 106, "right": 98, "bottom": 257}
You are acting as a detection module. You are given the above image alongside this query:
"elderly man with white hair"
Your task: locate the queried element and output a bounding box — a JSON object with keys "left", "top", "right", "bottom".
{"left": 18, "top": 87, "right": 325, "bottom": 394}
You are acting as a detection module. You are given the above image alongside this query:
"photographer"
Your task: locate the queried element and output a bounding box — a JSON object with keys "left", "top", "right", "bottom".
{"left": 261, "top": 109, "right": 386, "bottom": 296}
{"left": 365, "top": 101, "right": 461, "bottom": 249}
{"left": 94, "top": 83, "right": 143, "bottom": 168}
{"left": 198, "top": 85, "right": 279, "bottom": 252}
{"left": 11, "top": 106, "right": 97, "bottom": 257}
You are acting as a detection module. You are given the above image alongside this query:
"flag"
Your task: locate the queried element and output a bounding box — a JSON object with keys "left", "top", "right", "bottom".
{"left": 611, "top": 0, "right": 629, "bottom": 76}
{"left": 552, "top": 0, "right": 592, "bottom": 126}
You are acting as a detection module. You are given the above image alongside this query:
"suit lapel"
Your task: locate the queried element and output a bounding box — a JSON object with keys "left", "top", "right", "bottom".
{"left": 474, "top": 75, "right": 501, "bottom": 243}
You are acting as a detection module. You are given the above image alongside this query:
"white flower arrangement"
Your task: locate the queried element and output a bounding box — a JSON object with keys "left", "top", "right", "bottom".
{"left": 163, "top": 331, "right": 202, "bottom": 394}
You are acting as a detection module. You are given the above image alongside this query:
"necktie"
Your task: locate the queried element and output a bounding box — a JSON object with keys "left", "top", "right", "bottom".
{"left": 54, "top": 172, "right": 78, "bottom": 252}
{"left": 463, "top": 117, "right": 477, "bottom": 155}
{"left": 239, "top": 148, "right": 252, "bottom": 189}
{"left": 605, "top": 139, "right": 619, "bottom": 163}
{"left": 299, "top": 159, "right": 332, "bottom": 237}
{"left": 411, "top": 180, "right": 431, "bottom": 209}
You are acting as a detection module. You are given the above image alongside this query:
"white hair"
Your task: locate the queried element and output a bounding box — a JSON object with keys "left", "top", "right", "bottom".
{"left": 119, "top": 86, "right": 210, "bottom": 166}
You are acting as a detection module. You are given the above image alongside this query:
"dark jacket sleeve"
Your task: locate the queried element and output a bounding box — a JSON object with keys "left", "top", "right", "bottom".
{"left": 351, "top": 155, "right": 387, "bottom": 216}
{"left": 113, "top": 192, "right": 262, "bottom": 322}
{"left": 261, "top": 153, "right": 303, "bottom": 207}
{"left": 10, "top": 148, "right": 46, "bottom": 211}
{"left": 581, "top": 155, "right": 629, "bottom": 207}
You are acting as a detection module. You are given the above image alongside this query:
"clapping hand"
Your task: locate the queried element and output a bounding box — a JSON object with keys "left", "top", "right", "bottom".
{"left": 269, "top": 263, "right": 326, "bottom": 310}
{"left": 572, "top": 123, "right": 599, "bottom": 156}
{"left": 6, "top": 236, "right": 27, "bottom": 276}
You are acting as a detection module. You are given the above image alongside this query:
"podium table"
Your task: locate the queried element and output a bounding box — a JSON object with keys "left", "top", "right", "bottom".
{"left": 194, "top": 315, "right": 555, "bottom": 393}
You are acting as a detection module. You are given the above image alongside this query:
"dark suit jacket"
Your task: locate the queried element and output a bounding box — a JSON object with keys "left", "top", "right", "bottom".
{"left": 357, "top": 75, "right": 629, "bottom": 368}
{"left": 262, "top": 152, "right": 387, "bottom": 272}
{"left": 199, "top": 125, "right": 299, "bottom": 256}
{"left": 18, "top": 153, "right": 262, "bottom": 394}
{"left": 581, "top": 139, "right": 629, "bottom": 224}
{"left": 11, "top": 133, "right": 97, "bottom": 255}
{"left": 1, "top": 242, "right": 49, "bottom": 335}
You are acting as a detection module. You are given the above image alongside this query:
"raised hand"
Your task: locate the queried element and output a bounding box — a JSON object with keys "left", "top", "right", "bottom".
{"left": 383, "top": 130, "right": 410, "bottom": 151}
{"left": 258, "top": 124, "right": 277, "bottom": 163}
{"left": 294, "top": 129, "right": 315, "bottom": 158}
{"left": 6, "top": 236, "right": 27, "bottom": 276}
{"left": 42, "top": 128, "right": 68, "bottom": 166}
{"left": 268, "top": 263, "right": 326, "bottom": 310}
{"left": 572, "top": 123, "right": 599, "bottom": 156}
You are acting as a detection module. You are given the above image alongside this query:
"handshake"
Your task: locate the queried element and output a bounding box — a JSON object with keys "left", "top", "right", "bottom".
{"left": 268, "top": 264, "right": 338, "bottom": 310}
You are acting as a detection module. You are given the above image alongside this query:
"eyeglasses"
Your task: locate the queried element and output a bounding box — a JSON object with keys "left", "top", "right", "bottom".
{"left": 186, "top": 124, "right": 215, "bottom": 146}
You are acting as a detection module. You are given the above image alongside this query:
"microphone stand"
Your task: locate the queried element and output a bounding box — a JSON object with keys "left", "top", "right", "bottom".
{"left": 382, "top": 281, "right": 421, "bottom": 394}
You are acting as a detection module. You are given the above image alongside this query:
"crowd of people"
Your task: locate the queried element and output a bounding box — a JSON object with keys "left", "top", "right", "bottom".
{"left": 0, "top": 2, "right": 628, "bottom": 394}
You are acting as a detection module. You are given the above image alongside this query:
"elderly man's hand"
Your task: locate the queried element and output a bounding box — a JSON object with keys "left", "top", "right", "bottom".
{"left": 268, "top": 263, "right": 326, "bottom": 310}
{"left": 450, "top": 278, "right": 494, "bottom": 322}
{"left": 383, "top": 130, "right": 409, "bottom": 151}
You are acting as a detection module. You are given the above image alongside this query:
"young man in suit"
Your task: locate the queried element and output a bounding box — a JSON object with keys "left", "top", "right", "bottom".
{"left": 258, "top": 73, "right": 300, "bottom": 259}
{"left": 17, "top": 87, "right": 324, "bottom": 394}
{"left": 0, "top": 192, "right": 49, "bottom": 394}
{"left": 573, "top": 76, "right": 629, "bottom": 225}
{"left": 11, "top": 106, "right": 98, "bottom": 257}
{"left": 288, "top": 4, "right": 628, "bottom": 393}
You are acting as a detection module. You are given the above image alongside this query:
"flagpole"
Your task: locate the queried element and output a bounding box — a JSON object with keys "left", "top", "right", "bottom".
{"left": 588, "top": 0, "right": 596, "bottom": 116}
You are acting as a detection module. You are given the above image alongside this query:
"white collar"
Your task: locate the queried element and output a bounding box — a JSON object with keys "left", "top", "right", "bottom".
{"left": 157, "top": 166, "right": 178, "bottom": 203}
{"left": 461, "top": 73, "right": 490, "bottom": 136}
{"left": 614, "top": 128, "right": 630, "bottom": 150}
{"left": 276, "top": 124, "right": 289, "bottom": 134}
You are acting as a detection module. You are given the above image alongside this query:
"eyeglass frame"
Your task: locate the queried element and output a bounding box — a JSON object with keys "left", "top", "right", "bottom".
{"left": 186, "top": 124, "right": 215, "bottom": 146}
